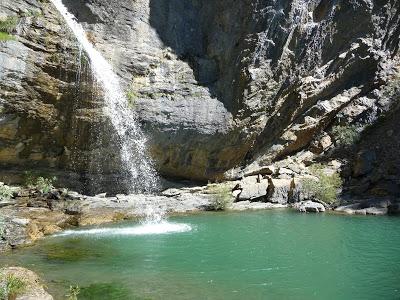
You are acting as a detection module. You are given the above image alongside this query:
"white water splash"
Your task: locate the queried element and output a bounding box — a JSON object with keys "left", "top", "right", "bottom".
{"left": 50, "top": 0, "right": 158, "bottom": 193}
{"left": 55, "top": 222, "right": 192, "bottom": 237}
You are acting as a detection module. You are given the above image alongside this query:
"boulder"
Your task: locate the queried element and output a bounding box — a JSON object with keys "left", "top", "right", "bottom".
{"left": 237, "top": 176, "right": 269, "bottom": 201}
{"left": 335, "top": 198, "right": 393, "bottom": 215}
{"left": 243, "top": 165, "right": 275, "bottom": 177}
{"left": 296, "top": 201, "right": 326, "bottom": 213}
{"left": 266, "top": 178, "right": 299, "bottom": 204}
{"left": 365, "top": 207, "right": 388, "bottom": 215}
{"left": 278, "top": 167, "right": 294, "bottom": 176}
{"left": 0, "top": 267, "right": 53, "bottom": 300}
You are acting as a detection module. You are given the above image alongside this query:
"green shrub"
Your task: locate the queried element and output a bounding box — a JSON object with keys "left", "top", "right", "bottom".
{"left": 35, "top": 177, "right": 56, "bottom": 193}
{"left": 0, "top": 273, "right": 26, "bottom": 300}
{"left": 302, "top": 164, "right": 342, "bottom": 204}
{"left": 23, "top": 171, "right": 35, "bottom": 187}
{"left": 0, "top": 16, "right": 18, "bottom": 33}
{"left": 0, "top": 185, "right": 13, "bottom": 201}
{"left": 126, "top": 90, "right": 138, "bottom": 108}
{"left": 0, "top": 16, "right": 19, "bottom": 42}
{"left": 207, "top": 184, "right": 233, "bottom": 211}
{"left": 0, "top": 32, "right": 15, "bottom": 41}
{"left": 23, "top": 171, "right": 56, "bottom": 193}
{"left": 66, "top": 285, "right": 80, "bottom": 300}
{"left": 331, "top": 125, "right": 359, "bottom": 146}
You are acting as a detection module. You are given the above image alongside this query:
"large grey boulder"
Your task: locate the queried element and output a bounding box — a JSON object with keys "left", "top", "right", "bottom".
{"left": 335, "top": 198, "right": 394, "bottom": 215}
{"left": 266, "top": 177, "right": 300, "bottom": 204}
{"left": 236, "top": 175, "right": 269, "bottom": 201}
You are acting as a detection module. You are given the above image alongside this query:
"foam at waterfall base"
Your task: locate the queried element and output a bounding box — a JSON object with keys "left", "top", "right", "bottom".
{"left": 55, "top": 221, "right": 192, "bottom": 237}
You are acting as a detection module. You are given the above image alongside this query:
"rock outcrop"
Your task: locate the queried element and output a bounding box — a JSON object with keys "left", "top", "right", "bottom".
{"left": 0, "top": 0, "right": 399, "bottom": 196}
{"left": 0, "top": 267, "right": 53, "bottom": 300}
{"left": 295, "top": 201, "right": 326, "bottom": 213}
{"left": 335, "top": 198, "right": 400, "bottom": 215}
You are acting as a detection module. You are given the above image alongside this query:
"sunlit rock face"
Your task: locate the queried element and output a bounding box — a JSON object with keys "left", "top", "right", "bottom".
{"left": 0, "top": 0, "right": 399, "bottom": 194}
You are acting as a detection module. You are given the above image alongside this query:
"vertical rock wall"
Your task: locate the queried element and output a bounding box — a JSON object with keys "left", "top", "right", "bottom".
{"left": 0, "top": 0, "right": 399, "bottom": 195}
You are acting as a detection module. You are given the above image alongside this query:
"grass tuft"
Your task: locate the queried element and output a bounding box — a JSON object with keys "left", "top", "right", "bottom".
{"left": 0, "top": 32, "right": 15, "bottom": 41}
{"left": 0, "top": 273, "right": 27, "bottom": 300}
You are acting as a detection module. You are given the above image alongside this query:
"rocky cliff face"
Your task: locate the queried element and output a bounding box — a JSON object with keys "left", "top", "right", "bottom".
{"left": 0, "top": 0, "right": 83, "bottom": 184}
{"left": 0, "top": 0, "right": 399, "bottom": 196}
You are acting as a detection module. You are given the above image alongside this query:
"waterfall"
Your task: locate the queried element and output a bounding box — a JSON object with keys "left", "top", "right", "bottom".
{"left": 50, "top": 0, "right": 159, "bottom": 194}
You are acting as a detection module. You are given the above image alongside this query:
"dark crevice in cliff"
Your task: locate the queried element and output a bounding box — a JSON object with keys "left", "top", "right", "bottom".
{"left": 148, "top": 0, "right": 222, "bottom": 107}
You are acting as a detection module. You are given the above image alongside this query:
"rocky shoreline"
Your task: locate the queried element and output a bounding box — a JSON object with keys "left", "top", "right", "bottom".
{"left": 1, "top": 173, "right": 399, "bottom": 254}
{"left": 0, "top": 183, "right": 283, "bottom": 253}
{"left": 0, "top": 175, "right": 399, "bottom": 300}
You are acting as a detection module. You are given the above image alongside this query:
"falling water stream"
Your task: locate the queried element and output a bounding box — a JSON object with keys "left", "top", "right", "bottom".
{"left": 47, "top": 0, "right": 186, "bottom": 231}
{"left": 50, "top": 0, "right": 158, "bottom": 194}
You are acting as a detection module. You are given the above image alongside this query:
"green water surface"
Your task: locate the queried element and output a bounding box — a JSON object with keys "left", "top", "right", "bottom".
{"left": 1, "top": 210, "right": 399, "bottom": 299}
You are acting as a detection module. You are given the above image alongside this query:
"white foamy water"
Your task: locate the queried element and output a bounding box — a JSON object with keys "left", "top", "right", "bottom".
{"left": 55, "top": 222, "right": 192, "bottom": 237}
{"left": 50, "top": 0, "right": 158, "bottom": 193}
